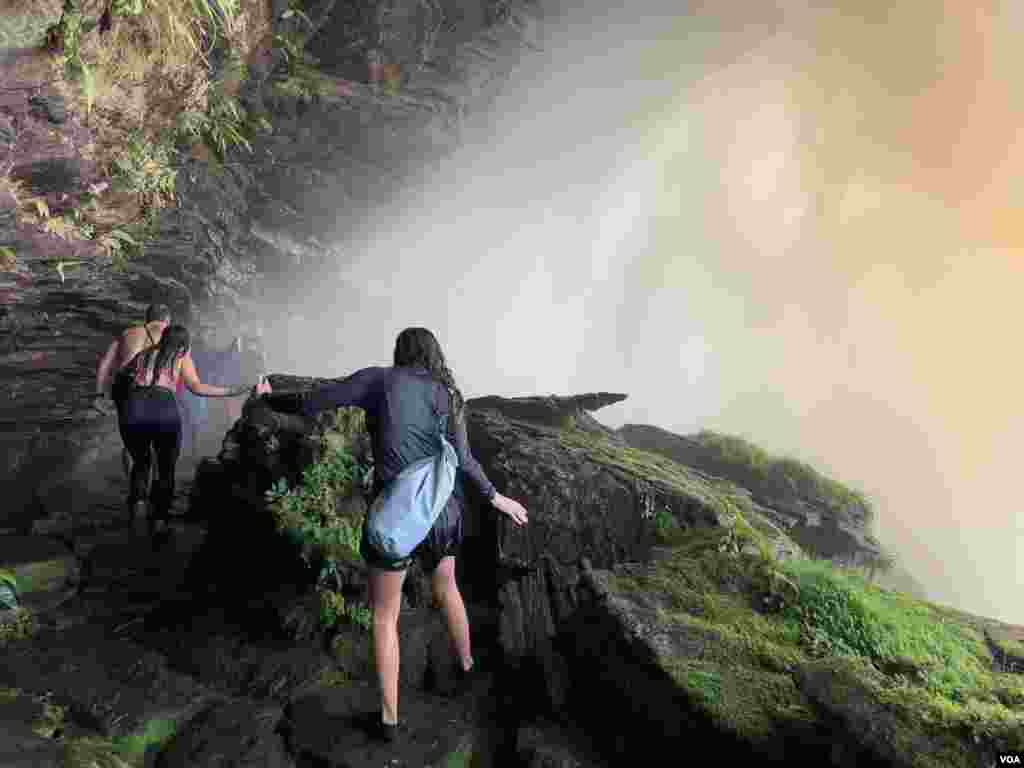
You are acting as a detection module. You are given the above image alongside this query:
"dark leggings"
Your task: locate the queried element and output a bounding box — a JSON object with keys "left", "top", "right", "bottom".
{"left": 119, "top": 387, "right": 181, "bottom": 520}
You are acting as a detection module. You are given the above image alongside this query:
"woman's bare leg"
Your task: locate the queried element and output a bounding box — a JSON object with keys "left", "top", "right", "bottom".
{"left": 432, "top": 556, "right": 473, "bottom": 671}
{"left": 368, "top": 566, "right": 407, "bottom": 724}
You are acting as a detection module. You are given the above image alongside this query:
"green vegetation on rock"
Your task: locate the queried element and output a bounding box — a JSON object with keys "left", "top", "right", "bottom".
{"left": 266, "top": 407, "right": 372, "bottom": 632}
{"left": 559, "top": 427, "right": 758, "bottom": 523}
{"left": 606, "top": 526, "right": 1024, "bottom": 763}
{"left": 694, "top": 430, "right": 872, "bottom": 520}
{"left": 110, "top": 717, "right": 178, "bottom": 761}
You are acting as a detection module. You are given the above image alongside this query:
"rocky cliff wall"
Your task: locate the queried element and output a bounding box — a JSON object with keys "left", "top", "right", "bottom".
{"left": 0, "top": 0, "right": 543, "bottom": 534}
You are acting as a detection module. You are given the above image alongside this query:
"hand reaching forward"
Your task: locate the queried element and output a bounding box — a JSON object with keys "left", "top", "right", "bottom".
{"left": 256, "top": 376, "right": 272, "bottom": 395}
{"left": 492, "top": 492, "right": 529, "bottom": 526}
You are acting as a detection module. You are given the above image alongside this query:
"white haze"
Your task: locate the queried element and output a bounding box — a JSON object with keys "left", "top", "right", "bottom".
{"left": 258, "top": 0, "right": 1024, "bottom": 625}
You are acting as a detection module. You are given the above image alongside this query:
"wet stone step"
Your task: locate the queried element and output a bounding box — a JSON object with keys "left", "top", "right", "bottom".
{"left": 0, "top": 622, "right": 217, "bottom": 739}
{"left": 283, "top": 680, "right": 480, "bottom": 768}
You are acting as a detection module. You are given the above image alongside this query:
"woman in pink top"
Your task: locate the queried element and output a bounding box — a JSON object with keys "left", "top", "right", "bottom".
{"left": 120, "top": 324, "right": 271, "bottom": 536}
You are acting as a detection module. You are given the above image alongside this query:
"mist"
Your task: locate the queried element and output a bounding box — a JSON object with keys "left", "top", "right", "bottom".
{"left": 258, "top": 0, "right": 1024, "bottom": 624}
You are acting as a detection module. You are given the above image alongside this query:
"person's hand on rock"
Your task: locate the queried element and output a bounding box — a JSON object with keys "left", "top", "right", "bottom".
{"left": 492, "top": 493, "right": 529, "bottom": 526}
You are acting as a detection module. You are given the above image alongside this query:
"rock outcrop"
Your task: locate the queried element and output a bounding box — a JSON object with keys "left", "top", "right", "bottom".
{"left": 461, "top": 393, "right": 801, "bottom": 716}
{"left": 561, "top": 544, "right": 1023, "bottom": 768}
{"left": 618, "top": 424, "right": 882, "bottom": 565}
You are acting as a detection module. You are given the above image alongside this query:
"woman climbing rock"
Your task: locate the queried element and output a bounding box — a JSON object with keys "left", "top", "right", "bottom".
{"left": 120, "top": 324, "right": 271, "bottom": 540}
{"left": 301, "top": 327, "right": 529, "bottom": 742}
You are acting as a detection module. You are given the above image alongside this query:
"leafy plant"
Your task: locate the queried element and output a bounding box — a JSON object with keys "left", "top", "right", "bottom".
{"left": 265, "top": 441, "right": 367, "bottom": 572}
{"left": 176, "top": 92, "right": 252, "bottom": 161}
{"left": 273, "top": 16, "right": 327, "bottom": 101}
{"left": 96, "top": 227, "right": 142, "bottom": 269}
{"left": 110, "top": 131, "right": 177, "bottom": 208}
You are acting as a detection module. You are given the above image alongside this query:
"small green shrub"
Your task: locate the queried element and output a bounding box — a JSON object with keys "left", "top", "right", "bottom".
{"left": 110, "top": 131, "right": 177, "bottom": 208}
{"left": 176, "top": 92, "right": 253, "bottom": 161}
{"left": 265, "top": 430, "right": 369, "bottom": 578}
{"left": 319, "top": 589, "right": 371, "bottom": 632}
{"left": 273, "top": 12, "right": 328, "bottom": 101}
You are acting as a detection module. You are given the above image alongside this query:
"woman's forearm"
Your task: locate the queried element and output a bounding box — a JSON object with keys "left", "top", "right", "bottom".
{"left": 191, "top": 381, "right": 252, "bottom": 397}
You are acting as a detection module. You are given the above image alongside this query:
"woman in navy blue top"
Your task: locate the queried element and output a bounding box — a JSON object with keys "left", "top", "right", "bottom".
{"left": 301, "top": 327, "right": 529, "bottom": 739}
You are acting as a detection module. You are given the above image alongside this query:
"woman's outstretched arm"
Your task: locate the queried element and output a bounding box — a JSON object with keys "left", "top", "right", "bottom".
{"left": 450, "top": 406, "right": 528, "bottom": 526}
{"left": 181, "top": 353, "right": 269, "bottom": 397}
{"left": 301, "top": 366, "right": 385, "bottom": 418}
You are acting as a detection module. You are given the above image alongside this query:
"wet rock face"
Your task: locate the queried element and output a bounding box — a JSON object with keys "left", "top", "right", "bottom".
{"left": 618, "top": 424, "right": 881, "bottom": 564}
{"left": 0, "top": 0, "right": 542, "bottom": 534}
{"left": 462, "top": 397, "right": 750, "bottom": 716}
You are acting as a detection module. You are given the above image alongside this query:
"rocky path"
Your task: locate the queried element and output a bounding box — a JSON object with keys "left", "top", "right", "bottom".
{"left": 0, "top": 443, "right": 610, "bottom": 768}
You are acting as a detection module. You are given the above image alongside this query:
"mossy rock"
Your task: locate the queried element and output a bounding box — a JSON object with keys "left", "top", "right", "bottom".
{"left": 574, "top": 528, "right": 1024, "bottom": 767}
{"left": 0, "top": 536, "right": 79, "bottom": 612}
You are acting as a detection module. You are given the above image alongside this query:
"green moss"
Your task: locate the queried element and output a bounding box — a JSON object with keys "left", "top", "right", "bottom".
{"left": 605, "top": 526, "right": 1024, "bottom": 759}
{"left": 13, "top": 558, "right": 70, "bottom": 594}
{"left": 0, "top": 609, "right": 39, "bottom": 645}
{"left": 779, "top": 558, "right": 993, "bottom": 700}
{"left": 694, "top": 430, "right": 872, "bottom": 521}
{"left": 110, "top": 717, "right": 178, "bottom": 759}
{"left": 442, "top": 741, "right": 477, "bottom": 768}
{"left": 559, "top": 428, "right": 754, "bottom": 522}
{"left": 667, "top": 659, "right": 817, "bottom": 742}
{"left": 64, "top": 737, "right": 132, "bottom": 768}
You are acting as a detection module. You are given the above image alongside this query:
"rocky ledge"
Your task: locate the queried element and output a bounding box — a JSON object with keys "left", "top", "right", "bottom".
{"left": 619, "top": 423, "right": 883, "bottom": 567}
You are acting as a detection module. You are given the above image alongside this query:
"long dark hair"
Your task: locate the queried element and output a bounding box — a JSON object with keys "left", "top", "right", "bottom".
{"left": 137, "top": 324, "right": 190, "bottom": 383}
{"left": 393, "top": 327, "right": 464, "bottom": 415}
